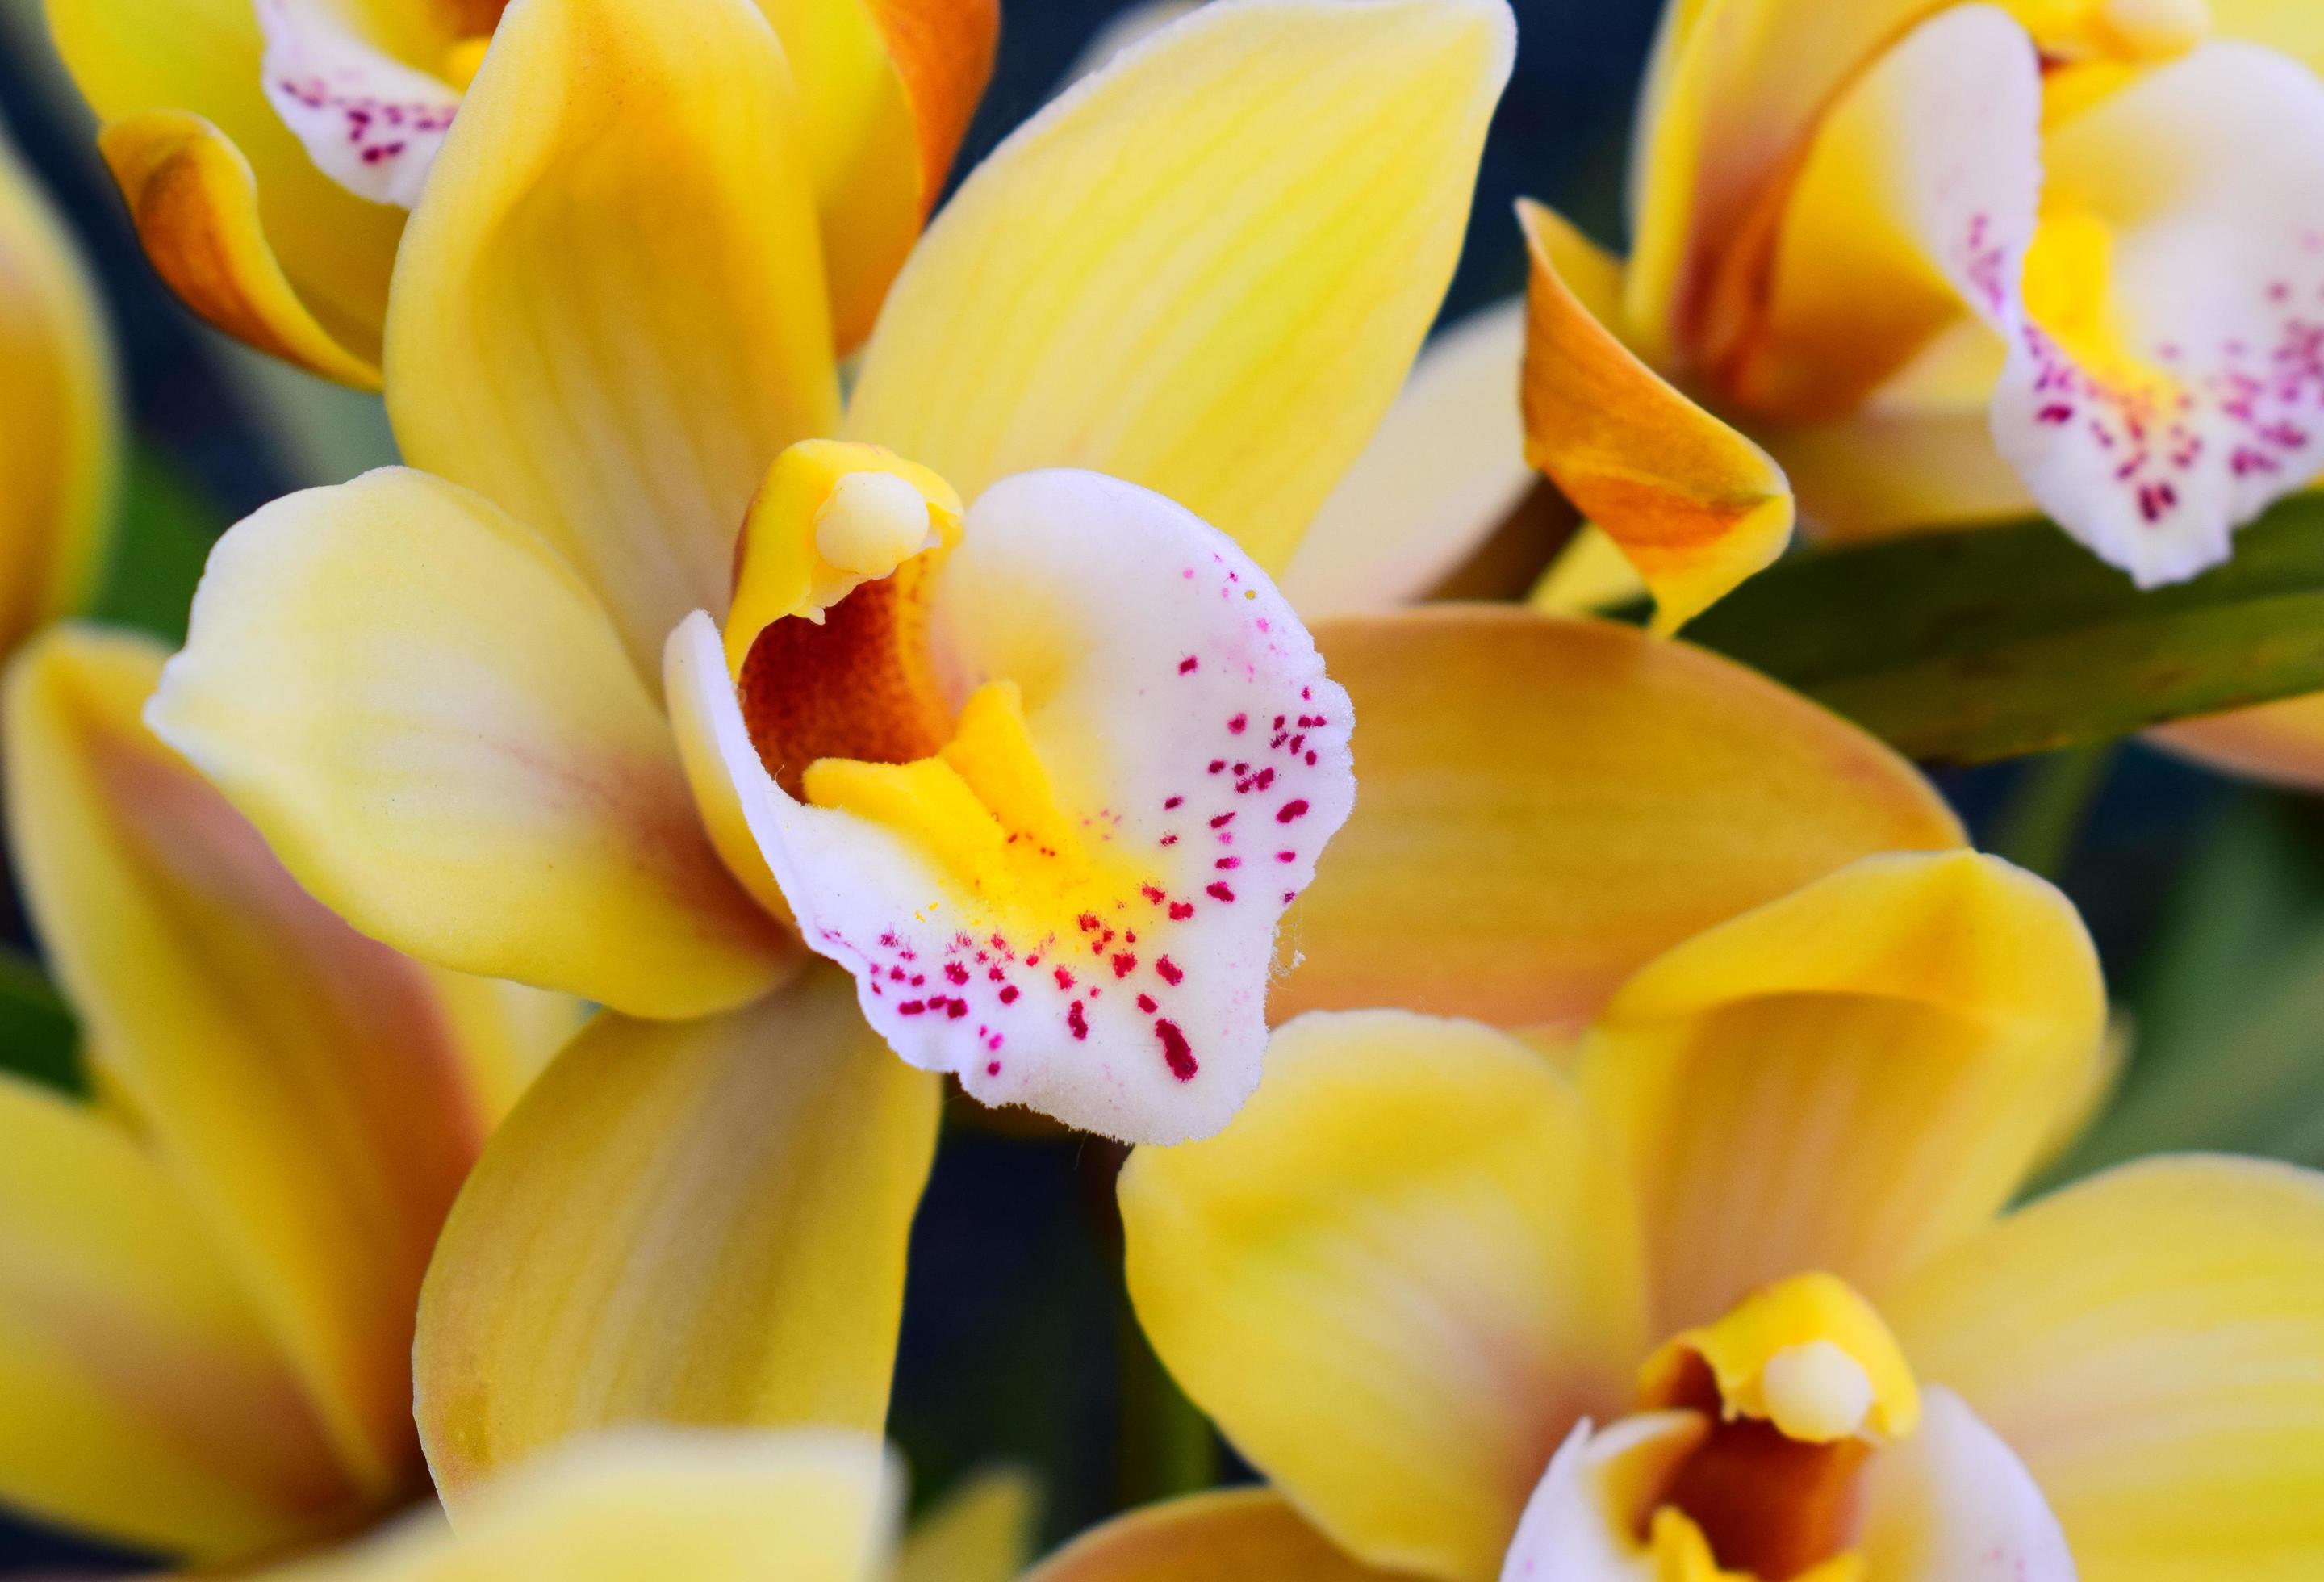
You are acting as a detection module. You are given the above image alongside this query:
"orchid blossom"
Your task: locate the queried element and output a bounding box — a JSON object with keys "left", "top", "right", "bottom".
{"left": 0, "top": 625, "right": 574, "bottom": 1564}
{"left": 1110, "top": 842, "right": 2324, "bottom": 1580}
{"left": 0, "top": 124, "right": 115, "bottom": 662}
{"left": 1300, "top": 0, "right": 2324, "bottom": 634}
{"left": 141, "top": 0, "right": 1508, "bottom": 1144}
{"left": 44, "top": 0, "right": 992, "bottom": 385}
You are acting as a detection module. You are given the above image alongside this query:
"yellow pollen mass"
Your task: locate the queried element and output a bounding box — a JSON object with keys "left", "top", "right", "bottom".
{"left": 1760, "top": 1341, "right": 1875, "bottom": 1443}
{"left": 724, "top": 440, "right": 962, "bottom": 676}
{"left": 1638, "top": 1272, "right": 1921, "bottom": 1443}
{"left": 816, "top": 471, "right": 937, "bottom": 575}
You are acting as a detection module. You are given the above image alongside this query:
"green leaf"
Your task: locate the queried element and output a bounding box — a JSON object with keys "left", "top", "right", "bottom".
{"left": 1676, "top": 493, "right": 2324, "bottom": 764}
{"left": 2042, "top": 792, "right": 2324, "bottom": 1182}
{"left": 89, "top": 444, "right": 228, "bottom": 647}
{"left": 0, "top": 948, "right": 81, "bottom": 1094}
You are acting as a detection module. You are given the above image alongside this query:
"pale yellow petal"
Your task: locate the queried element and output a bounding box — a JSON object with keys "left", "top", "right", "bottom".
{"left": 893, "top": 1467, "right": 1042, "bottom": 1582}
{"left": 98, "top": 111, "right": 382, "bottom": 388}
{"left": 146, "top": 467, "right": 798, "bottom": 1018}
{"left": 2149, "top": 691, "right": 2324, "bottom": 792}
{"left": 2210, "top": 0, "right": 2324, "bottom": 74}
{"left": 1580, "top": 850, "right": 2109, "bottom": 1336}
{"left": 1278, "top": 299, "right": 1533, "bottom": 620}
{"left": 0, "top": 123, "right": 116, "bottom": 658}
{"left": 1121, "top": 1011, "right": 1646, "bottom": 1582}
{"left": 1024, "top": 1489, "right": 1415, "bottom": 1582}
{"left": 4, "top": 625, "right": 504, "bottom": 1497}
{"left": 413, "top": 967, "right": 938, "bottom": 1503}
{"left": 1518, "top": 199, "right": 1791, "bottom": 632}
{"left": 1273, "top": 609, "right": 1965, "bottom": 1032}
{"left": 385, "top": 0, "right": 840, "bottom": 674}
{"left": 0, "top": 1074, "right": 357, "bottom": 1563}
{"left": 46, "top": 0, "right": 403, "bottom": 360}
{"left": 268, "top": 1429, "right": 900, "bottom": 1582}
{"left": 846, "top": 0, "right": 1514, "bottom": 574}
{"left": 1889, "top": 1156, "right": 2324, "bottom": 1580}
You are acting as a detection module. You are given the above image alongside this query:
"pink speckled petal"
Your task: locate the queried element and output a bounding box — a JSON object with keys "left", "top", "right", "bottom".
{"left": 1872, "top": 11, "right": 2324, "bottom": 585}
{"left": 256, "top": 0, "right": 462, "bottom": 210}
{"left": 2016, "top": 42, "right": 2324, "bottom": 579}
{"left": 1496, "top": 1414, "right": 1708, "bottom": 1582}
{"left": 667, "top": 470, "right": 1355, "bottom": 1143}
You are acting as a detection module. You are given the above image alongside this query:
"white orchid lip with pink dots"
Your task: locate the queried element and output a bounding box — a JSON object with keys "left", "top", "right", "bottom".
{"left": 667, "top": 448, "right": 1356, "bottom": 1144}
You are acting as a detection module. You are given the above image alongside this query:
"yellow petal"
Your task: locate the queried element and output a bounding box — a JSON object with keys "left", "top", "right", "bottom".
{"left": 1120, "top": 1011, "right": 1646, "bottom": 1582}
{"left": 1277, "top": 299, "right": 1534, "bottom": 620}
{"left": 2149, "top": 692, "right": 2324, "bottom": 792}
{"left": 1026, "top": 1489, "right": 1415, "bottom": 1582}
{"left": 413, "top": 967, "right": 938, "bottom": 1503}
{"left": 1619, "top": 0, "right": 1942, "bottom": 367}
{"left": 893, "top": 1467, "right": 1042, "bottom": 1582}
{"left": 3, "top": 625, "right": 510, "bottom": 1500}
{"left": 46, "top": 0, "right": 403, "bottom": 362}
{"left": 423, "top": 973, "right": 591, "bottom": 1128}
{"left": 2213, "top": 0, "right": 2324, "bottom": 70}
{"left": 97, "top": 112, "right": 382, "bottom": 387}
{"left": 846, "top": 0, "right": 1514, "bottom": 574}
{"left": 0, "top": 1074, "right": 357, "bottom": 1562}
{"left": 1580, "top": 850, "right": 2109, "bottom": 1337}
{"left": 146, "top": 467, "right": 798, "bottom": 1019}
{"left": 1517, "top": 199, "right": 1791, "bottom": 632}
{"left": 1887, "top": 1156, "right": 2324, "bottom": 1580}
{"left": 757, "top": 0, "right": 996, "bottom": 349}
{"left": 385, "top": 0, "right": 841, "bottom": 675}
{"left": 267, "top": 1429, "right": 901, "bottom": 1582}
{"left": 0, "top": 122, "right": 117, "bottom": 657}
{"left": 1273, "top": 609, "right": 1964, "bottom": 1032}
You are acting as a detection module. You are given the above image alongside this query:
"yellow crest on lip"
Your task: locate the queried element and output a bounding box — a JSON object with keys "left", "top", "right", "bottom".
{"left": 1638, "top": 1272, "right": 1921, "bottom": 1444}
{"left": 723, "top": 440, "right": 964, "bottom": 677}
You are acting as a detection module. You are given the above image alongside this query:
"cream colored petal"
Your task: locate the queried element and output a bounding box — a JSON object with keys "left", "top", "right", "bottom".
{"left": 267, "top": 1429, "right": 901, "bottom": 1582}
{"left": 385, "top": 0, "right": 841, "bottom": 674}
{"left": 6, "top": 624, "right": 503, "bottom": 1498}
{"left": 146, "top": 467, "right": 797, "bottom": 1018}
{"left": 1279, "top": 299, "right": 1533, "bottom": 620}
{"left": 1580, "top": 850, "right": 2109, "bottom": 1336}
{"left": 1854, "top": 1386, "right": 2075, "bottom": 1582}
{"left": 1273, "top": 609, "right": 1965, "bottom": 1032}
{"left": 846, "top": 0, "right": 1514, "bottom": 575}
{"left": 413, "top": 968, "right": 938, "bottom": 1503}
{"left": 1888, "top": 1156, "right": 2324, "bottom": 1580}
{"left": 0, "top": 1074, "right": 357, "bottom": 1563}
{"left": 1024, "top": 1488, "right": 1416, "bottom": 1582}
{"left": 1121, "top": 1011, "right": 1647, "bottom": 1582}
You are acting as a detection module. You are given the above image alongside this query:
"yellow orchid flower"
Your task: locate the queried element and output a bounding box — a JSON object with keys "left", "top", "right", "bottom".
{"left": 0, "top": 121, "right": 117, "bottom": 662}
{"left": 44, "top": 0, "right": 995, "bottom": 386}
{"left": 1113, "top": 843, "right": 2324, "bottom": 1580}
{"left": 141, "top": 0, "right": 1512, "bottom": 1144}
{"left": 349, "top": 603, "right": 1947, "bottom": 1501}
{"left": 0, "top": 623, "right": 575, "bottom": 1566}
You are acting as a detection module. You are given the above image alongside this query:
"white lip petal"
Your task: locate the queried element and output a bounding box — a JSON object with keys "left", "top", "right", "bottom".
{"left": 1858, "top": 1385, "right": 2079, "bottom": 1581}
{"left": 668, "top": 470, "right": 1356, "bottom": 1143}
{"left": 257, "top": 0, "right": 462, "bottom": 210}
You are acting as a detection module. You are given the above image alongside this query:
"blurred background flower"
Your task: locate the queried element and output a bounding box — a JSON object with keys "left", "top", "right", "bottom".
{"left": 0, "top": 0, "right": 2318, "bottom": 1572}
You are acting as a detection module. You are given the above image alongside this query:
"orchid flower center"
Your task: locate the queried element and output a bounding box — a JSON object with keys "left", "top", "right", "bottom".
{"left": 1627, "top": 1274, "right": 1921, "bottom": 1581}
{"left": 722, "top": 441, "right": 1165, "bottom": 950}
